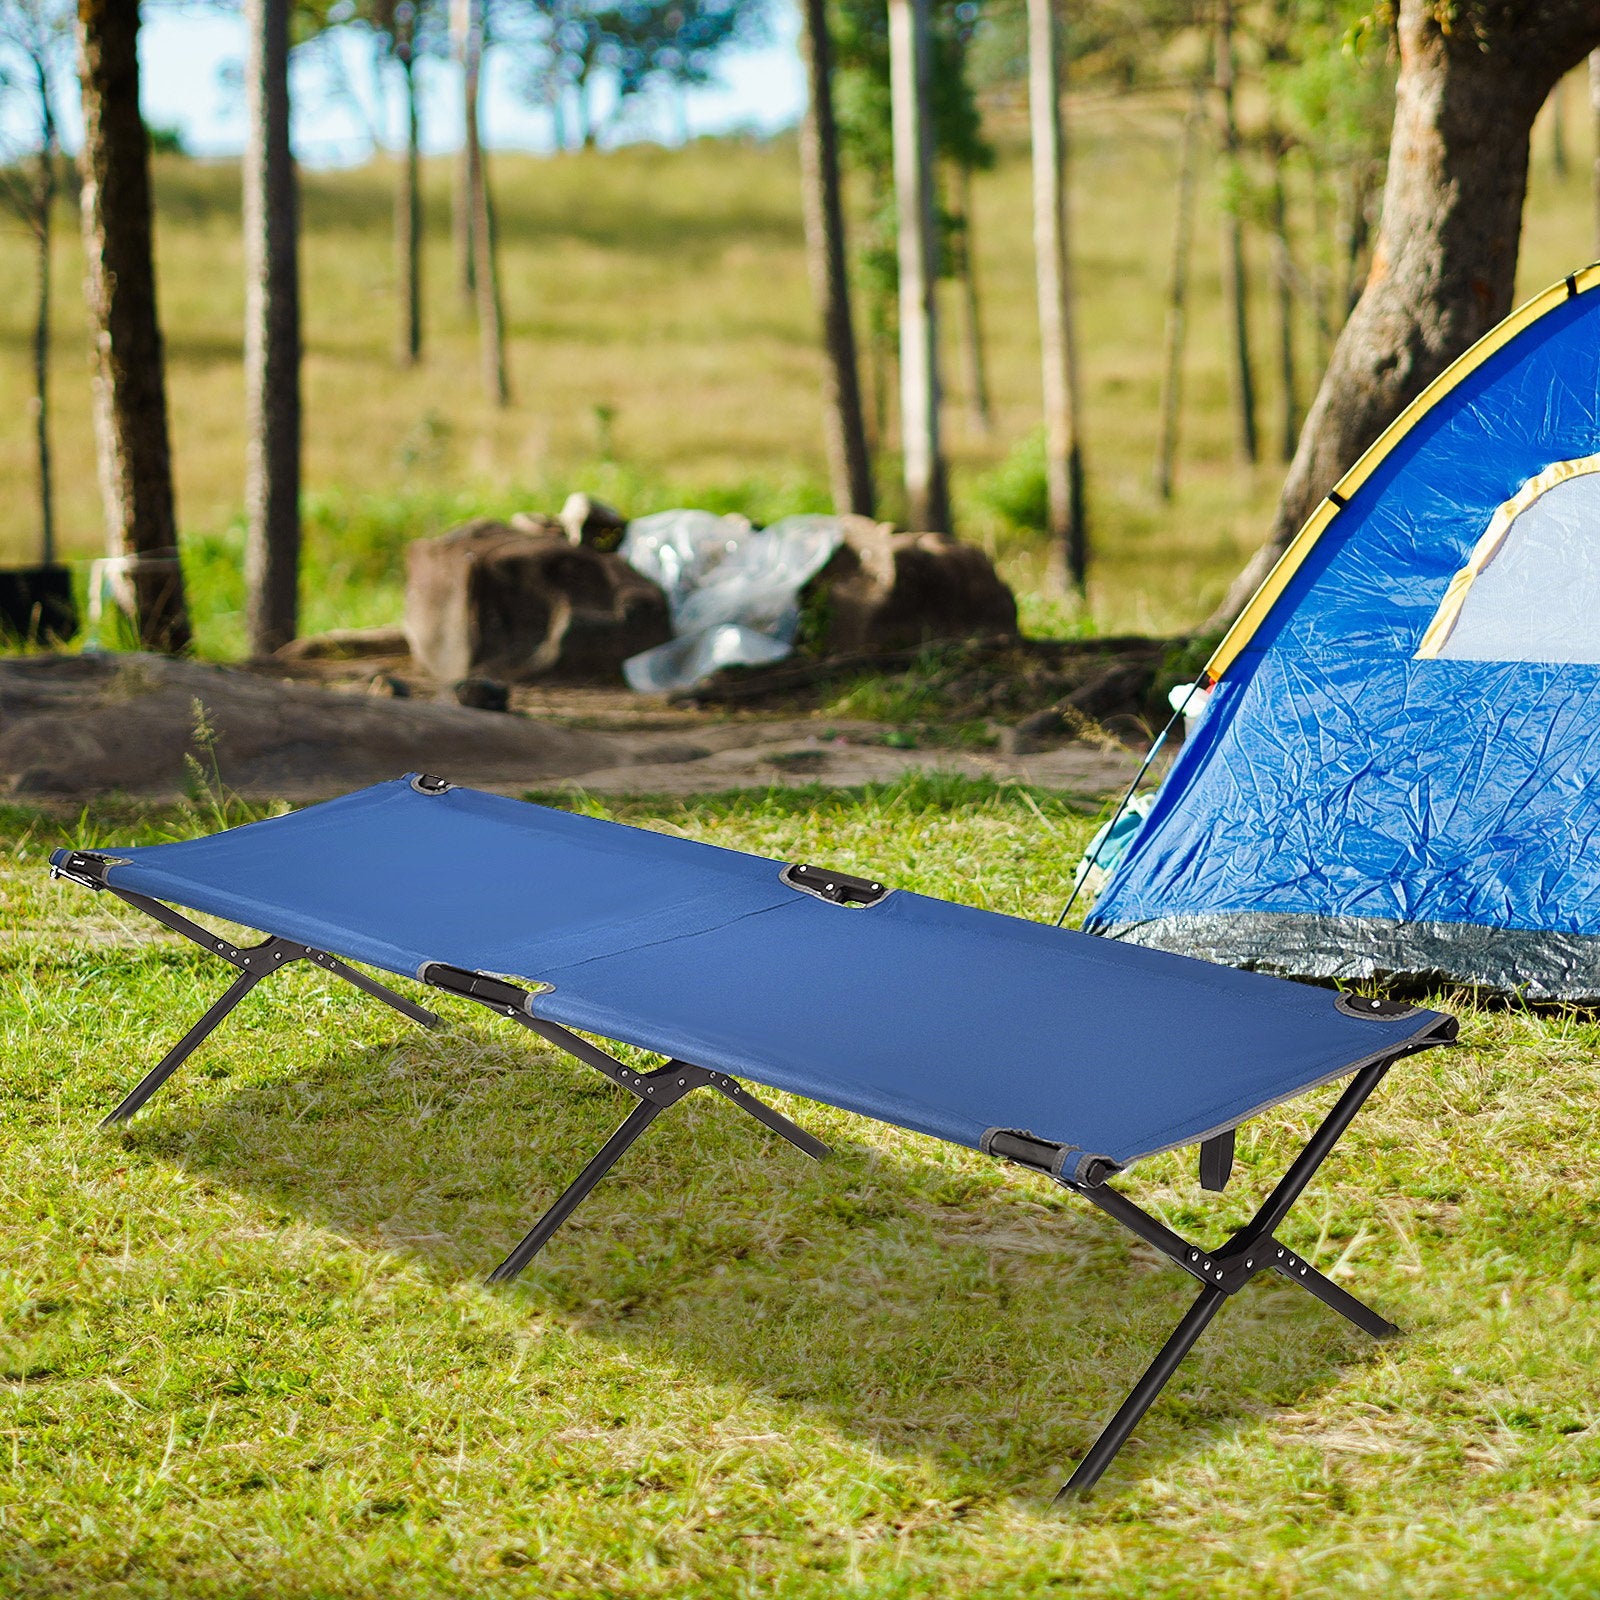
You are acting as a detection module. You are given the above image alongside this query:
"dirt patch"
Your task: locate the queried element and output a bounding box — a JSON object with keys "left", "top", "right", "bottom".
{"left": 0, "top": 653, "right": 1153, "bottom": 805}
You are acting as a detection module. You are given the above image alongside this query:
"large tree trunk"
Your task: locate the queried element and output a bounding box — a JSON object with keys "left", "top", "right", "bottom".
{"left": 76, "top": 0, "right": 191, "bottom": 653}
{"left": 243, "top": 0, "right": 302, "bottom": 656}
{"left": 394, "top": 37, "right": 422, "bottom": 365}
{"left": 887, "top": 0, "right": 950, "bottom": 533}
{"left": 1027, "top": 0, "right": 1086, "bottom": 591}
{"left": 1215, "top": 0, "right": 1257, "bottom": 465}
{"left": 32, "top": 59, "right": 56, "bottom": 568}
{"left": 797, "top": 0, "right": 874, "bottom": 516}
{"left": 1211, "top": 0, "right": 1600, "bottom": 631}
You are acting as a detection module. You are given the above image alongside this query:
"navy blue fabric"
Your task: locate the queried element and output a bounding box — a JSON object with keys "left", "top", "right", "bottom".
{"left": 61, "top": 777, "right": 1446, "bottom": 1167}
{"left": 1089, "top": 283, "right": 1600, "bottom": 982}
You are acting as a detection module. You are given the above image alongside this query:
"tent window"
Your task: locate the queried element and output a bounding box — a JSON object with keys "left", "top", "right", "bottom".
{"left": 1417, "top": 456, "right": 1600, "bottom": 662}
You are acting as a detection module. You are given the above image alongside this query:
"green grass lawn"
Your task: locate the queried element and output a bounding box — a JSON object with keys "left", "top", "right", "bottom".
{"left": 4, "top": 779, "right": 1599, "bottom": 1596}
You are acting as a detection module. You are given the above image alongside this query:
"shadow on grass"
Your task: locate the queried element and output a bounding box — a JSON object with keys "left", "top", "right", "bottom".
{"left": 119, "top": 1015, "right": 1391, "bottom": 1503}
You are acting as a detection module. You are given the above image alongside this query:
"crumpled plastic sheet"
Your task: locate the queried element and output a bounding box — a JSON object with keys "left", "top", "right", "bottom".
{"left": 620, "top": 510, "right": 845, "bottom": 692}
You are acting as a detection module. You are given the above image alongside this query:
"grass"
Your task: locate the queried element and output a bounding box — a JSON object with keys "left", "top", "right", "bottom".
{"left": 3, "top": 84, "right": 1596, "bottom": 646}
{"left": 4, "top": 778, "right": 1600, "bottom": 1596}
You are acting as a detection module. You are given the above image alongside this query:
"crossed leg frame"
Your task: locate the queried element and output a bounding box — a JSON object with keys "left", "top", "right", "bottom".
{"left": 62, "top": 852, "right": 1415, "bottom": 1499}
{"left": 61, "top": 859, "right": 828, "bottom": 1283}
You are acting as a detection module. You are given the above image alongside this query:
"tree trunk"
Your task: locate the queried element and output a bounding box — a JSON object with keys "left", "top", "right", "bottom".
{"left": 395, "top": 41, "right": 422, "bottom": 365}
{"left": 1155, "top": 89, "right": 1201, "bottom": 502}
{"left": 243, "top": 0, "right": 302, "bottom": 656}
{"left": 1215, "top": 0, "right": 1257, "bottom": 465}
{"left": 75, "top": 0, "right": 191, "bottom": 653}
{"left": 887, "top": 0, "right": 950, "bottom": 533}
{"left": 1338, "top": 164, "right": 1371, "bottom": 317}
{"left": 1027, "top": 0, "right": 1086, "bottom": 591}
{"left": 1591, "top": 51, "right": 1600, "bottom": 254}
{"left": 1211, "top": 0, "right": 1600, "bottom": 631}
{"left": 798, "top": 0, "right": 874, "bottom": 516}
{"left": 955, "top": 161, "right": 992, "bottom": 437}
{"left": 453, "top": 0, "right": 477, "bottom": 301}
{"left": 472, "top": 143, "right": 510, "bottom": 406}
{"left": 455, "top": 0, "right": 508, "bottom": 405}
{"left": 1268, "top": 136, "right": 1298, "bottom": 463}
{"left": 32, "top": 62, "right": 56, "bottom": 568}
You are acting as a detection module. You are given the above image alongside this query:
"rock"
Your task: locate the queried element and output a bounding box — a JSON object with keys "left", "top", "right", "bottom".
{"left": 806, "top": 518, "right": 1017, "bottom": 654}
{"left": 558, "top": 493, "right": 628, "bottom": 553}
{"left": 405, "top": 519, "right": 671, "bottom": 685}
{"left": 509, "top": 511, "right": 564, "bottom": 539}
{"left": 0, "top": 652, "right": 620, "bottom": 802}
{"left": 367, "top": 673, "right": 411, "bottom": 698}
{"left": 453, "top": 676, "right": 510, "bottom": 712}
{"left": 273, "top": 625, "right": 410, "bottom": 663}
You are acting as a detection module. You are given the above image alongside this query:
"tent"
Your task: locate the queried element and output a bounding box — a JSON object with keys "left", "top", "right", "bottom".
{"left": 1088, "top": 265, "right": 1600, "bottom": 1002}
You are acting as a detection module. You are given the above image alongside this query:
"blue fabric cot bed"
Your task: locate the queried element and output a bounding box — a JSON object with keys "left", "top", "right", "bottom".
{"left": 51, "top": 774, "right": 1456, "bottom": 1495}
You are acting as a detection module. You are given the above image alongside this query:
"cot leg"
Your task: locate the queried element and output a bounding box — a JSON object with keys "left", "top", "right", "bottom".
{"left": 1267, "top": 1244, "right": 1399, "bottom": 1340}
{"left": 1056, "top": 1284, "right": 1229, "bottom": 1501}
{"left": 306, "top": 951, "right": 440, "bottom": 1029}
{"left": 101, "top": 966, "right": 267, "bottom": 1126}
{"left": 488, "top": 1097, "right": 666, "bottom": 1283}
{"left": 711, "top": 1078, "right": 830, "bottom": 1160}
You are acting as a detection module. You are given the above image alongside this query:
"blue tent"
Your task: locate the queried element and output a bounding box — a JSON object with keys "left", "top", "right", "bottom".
{"left": 1089, "top": 266, "right": 1600, "bottom": 1001}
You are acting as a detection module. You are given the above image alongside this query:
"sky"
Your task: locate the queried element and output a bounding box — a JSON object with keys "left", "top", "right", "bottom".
{"left": 115, "top": 4, "right": 808, "bottom": 167}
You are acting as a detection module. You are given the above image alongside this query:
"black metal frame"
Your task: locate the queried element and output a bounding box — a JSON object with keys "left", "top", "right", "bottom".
{"left": 58, "top": 847, "right": 1437, "bottom": 1499}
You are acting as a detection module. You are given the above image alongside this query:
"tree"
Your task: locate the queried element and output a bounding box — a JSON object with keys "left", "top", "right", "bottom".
{"left": 1213, "top": 0, "right": 1600, "bottom": 628}
{"left": 75, "top": 0, "right": 191, "bottom": 652}
{"left": 1026, "top": 0, "right": 1086, "bottom": 591}
{"left": 887, "top": 0, "right": 950, "bottom": 531}
{"left": 831, "top": 0, "right": 990, "bottom": 465}
{"left": 515, "top": 0, "right": 767, "bottom": 148}
{"left": 1155, "top": 84, "right": 1203, "bottom": 500}
{"left": 454, "top": 0, "right": 509, "bottom": 402}
{"left": 244, "top": 0, "right": 302, "bottom": 654}
{"left": 369, "top": 0, "right": 444, "bottom": 364}
{"left": 798, "top": 0, "right": 874, "bottom": 515}
{"left": 1214, "top": 0, "right": 1257, "bottom": 464}
{"left": 0, "top": 0, "right": 71, "bottom": 571}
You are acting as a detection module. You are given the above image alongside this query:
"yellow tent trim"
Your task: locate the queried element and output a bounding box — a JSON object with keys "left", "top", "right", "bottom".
{"left": 1204, "top": 262, "right": 1600, "bottom": 684}
{"left": 1414, "top": 453, "right": 1600, "bottom": 657}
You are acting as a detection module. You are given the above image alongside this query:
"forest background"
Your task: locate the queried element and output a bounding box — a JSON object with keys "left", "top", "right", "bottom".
{"left": 4, "top": 0, "right": 1595, "bottom": 661}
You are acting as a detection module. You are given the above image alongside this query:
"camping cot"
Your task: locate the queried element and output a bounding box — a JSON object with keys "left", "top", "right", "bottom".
{"left": 51, "top": 774, "right": 1456, "bottom": 1496}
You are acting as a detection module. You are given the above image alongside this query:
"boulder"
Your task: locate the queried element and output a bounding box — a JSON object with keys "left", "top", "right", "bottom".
{"left": 807, "top": 517, "right": 1017, "bottom": 654}
{"left": 405, "top": 519, "right": 671, "bottom": 684}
